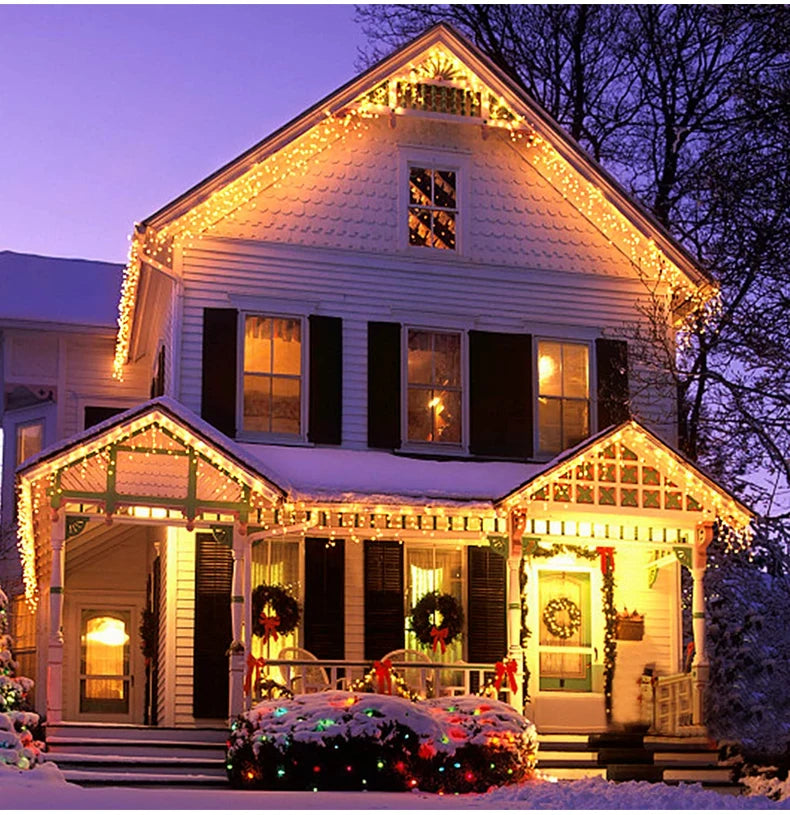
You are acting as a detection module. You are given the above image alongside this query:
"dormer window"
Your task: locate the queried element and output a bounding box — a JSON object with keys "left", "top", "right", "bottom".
{"left": 408, "top": 166, "right": 457, "bottom": 250}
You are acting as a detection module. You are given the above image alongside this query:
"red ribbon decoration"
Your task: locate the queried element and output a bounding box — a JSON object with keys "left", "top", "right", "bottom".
{"left": 430, "top": 625, "right": 449, "bottom": 654}
{"left": 596, "top": 546, "right": 615, "bottom": 576}
{"left": 494, "top": 659, "right": 518, "bottom": 694}
{"left": 373, "top": 659, "right": 393, "bottom": 694}
{"left": 244, "top": 654, "right": 266, "bottom": 696}
{"left": 259, "top": 612, "right": 281, "bottom": 644}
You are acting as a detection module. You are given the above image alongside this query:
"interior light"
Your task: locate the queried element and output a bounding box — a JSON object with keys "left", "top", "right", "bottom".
{"left": 85, "top": 617, "right": 129, "bottom": 648}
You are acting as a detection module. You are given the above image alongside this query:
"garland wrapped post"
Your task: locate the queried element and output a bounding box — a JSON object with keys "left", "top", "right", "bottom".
{"left": 597, "top": 547, "right": 617, "bottom": 723}
{"left": 408, "top": 592, "right": 464, "bottom": 653}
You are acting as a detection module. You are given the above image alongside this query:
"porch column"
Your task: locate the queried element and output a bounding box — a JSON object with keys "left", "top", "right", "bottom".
{"left": 507, "top": 512, "right": 526, "bottom": 712}
{"left": 228, "top": 523, "right": 247, "bottom": 721}
{"left": 691, "top": 522, "right": 714, "bottom": 726}
{"left": 46, "top": 513, "right": 66, "bottom": 724}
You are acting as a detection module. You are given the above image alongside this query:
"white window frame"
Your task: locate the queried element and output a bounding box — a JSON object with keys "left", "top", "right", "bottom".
{"left": 401, "top": 325, "right": 468, "bottom": 453}
{"left": 534, "top": 338, "right": 595, "bottom": 459}
{"left": 237, "top": 312, "right": 308, "bottom": 443}
{"left": 399, "top": 148, "right": 470, "bottom": 255}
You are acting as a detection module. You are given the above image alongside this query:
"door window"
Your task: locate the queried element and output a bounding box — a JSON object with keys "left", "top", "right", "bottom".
{"left": 79, "top": 611, "right": 131, "bottom": 714}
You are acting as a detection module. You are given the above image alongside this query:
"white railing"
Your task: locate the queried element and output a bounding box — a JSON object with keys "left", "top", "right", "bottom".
{"left": 253, "top": 658, "right": 508, "bottom": 702}
{"left": 651, "top": 673, "right": 694, "bottom": 735}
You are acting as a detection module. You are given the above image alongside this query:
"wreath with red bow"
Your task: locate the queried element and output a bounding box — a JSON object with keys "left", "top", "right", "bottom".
{"left": 409, "top": 591, "right": 464, "bottom": 654}
{"left": 251, "top": 584, "right": 300, "bottom": 641}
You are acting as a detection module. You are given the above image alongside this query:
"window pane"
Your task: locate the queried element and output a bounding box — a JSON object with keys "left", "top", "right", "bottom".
{"left": 538, "top": 397, "right": 562, "bottom": 454}
{"left": 81, "top": 614, "right": 129, "bottom": 713}
{"left": 409, "top": 208, "right": 432, "bottom": 246}
{"left": 433, "top": 170, "right": 456, "bottom": 209}
{"left": 408, "top": 387, "right": 433, "bottom": 442}
{"left": 563, "top": 400, "right": 589, "bottom": 449}
{"left": 538, "top": 343, "right": 562, "bottom": 397}
{"left": 16, "top": 422, "right": 43, "bottom": 466}
{"left": 271, "top": 377, "right": 301, "bottom": 435}
{"left": 271, "top": 318, "right": 301, "bottom": 375}
{"left": 407, "top": 331, "right": 433, "bottom": 384}
{"left": 433, "top": 333, "right": 461, "bottom": 386}
{"left": 432, "top": 210, "right": 455, "bottom": 250}
{"left": 433, "top": 389, "right": 461, "bottom": 444}
{"left": 244, "top": 316, "right": 272, "bottom": 373}
{"left": 243, "top": 374, "right": 272, "bottom": 432}
{"left": 563, "top": 344, "right": 589, "bottom": 398}
{"left": 409, "top": 167, "right": 433, "bottom": 206}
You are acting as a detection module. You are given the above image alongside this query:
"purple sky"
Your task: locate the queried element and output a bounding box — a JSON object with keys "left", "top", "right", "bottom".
{"left": 0, "top": 5, "right": 368, "bottom": 263}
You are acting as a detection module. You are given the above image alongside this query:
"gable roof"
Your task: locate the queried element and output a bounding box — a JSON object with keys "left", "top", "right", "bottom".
{"left": 498, "top": 419, "right": 753, "bottom": 532}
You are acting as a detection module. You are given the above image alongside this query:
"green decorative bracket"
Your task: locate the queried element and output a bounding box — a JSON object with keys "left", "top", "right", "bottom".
{"left": 65, "top": 516, "right": 89, "bottom": 539}
{"left": 211, "top": 525, "right": 232, "bottom": 547}
{"left": 522, "top": 537, "right": 540, "bottom": 555}
{"left": 673, "top": 546, "right": 692, "bottom": 569}
{"left": 647, "top": 564, "right": 659, "bottom": 588}
{"left": 487, "top": 535, "right": 508, "bottom": 559}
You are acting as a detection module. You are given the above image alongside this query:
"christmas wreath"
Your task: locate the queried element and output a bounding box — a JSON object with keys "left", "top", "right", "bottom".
{"left": 542, "top": 597, "right": 582, "bottom": 640}
{"left": 251, "top": 584, "right": 300, "bottom": 642}
{"left": 409, "top": 591, "right": 464, "bottom": 653}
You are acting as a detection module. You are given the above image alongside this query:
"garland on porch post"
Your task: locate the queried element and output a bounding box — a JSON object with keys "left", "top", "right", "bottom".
{"left": 597, "top": 547, "right": 617, "bottom": 724}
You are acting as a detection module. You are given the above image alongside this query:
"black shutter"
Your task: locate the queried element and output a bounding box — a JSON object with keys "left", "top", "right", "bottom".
{"left": 467, "top": 546, "right": 507, "bottom": 663}
{"left": 469, "top": 331, "right": 532, "bottom": 458}
{"left": 193, "top": 533, "right": 233, "bottom": 719}
{"left": 596, "top": 338, "right": 630, "bottom": 430}
{"left": 304, "top": 538, "right": 345, "bottom": 659}
{"left": 367, "top": 322, "right": 401, "bottom": 449}
{"left": 201, "top": 308, "right": 237, "bottom": 437}
{"left": 308, "top": 316, "right": 343, "bottom": 445}
{"left": 364, "top": 540, "right": 404, "bottom": 660}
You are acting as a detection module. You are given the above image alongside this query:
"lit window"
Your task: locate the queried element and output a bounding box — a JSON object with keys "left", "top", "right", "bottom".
{"left": 16, "top": 421, "right": 43, "bottom": 466}
{"left": 243, "top": 316, "right": 302, "bottom": 436}
{"left": 408, "top": 166, "right": 457, "bottom": 250}
{"left": 250, "top": 540, "right": 300, "bottom": 660}
{"left": 407, "top": 330, "right": 462, "bottom": 445}
{"left": 80, "top": 612, "right": 130, "bottom": 714}
{"left": 537, "top": 341, "right": 590, "bottom": 455}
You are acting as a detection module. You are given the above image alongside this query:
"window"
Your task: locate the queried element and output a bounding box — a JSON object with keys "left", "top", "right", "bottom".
{"left": 79, "top": 611, "right": 131, "bottom": 714}
{"left": 537, "top": 341, "right": 590, "bottom": 455}
{"left": 251, "top": 540, "right": 300, "bottom": 658}
{"left": 408, "top": 166, "right": 457, "bottom": 250}
{"left": 15, "top": 421, "right": 43, "bottom": 466}
{"left": 407, "top": 329, "right": 462, "bottom": 445}
{"left": 242, "top": 315, "right": 303, "bottom": 436}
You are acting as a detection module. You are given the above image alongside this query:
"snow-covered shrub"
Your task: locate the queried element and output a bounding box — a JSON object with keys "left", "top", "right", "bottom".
{"left": 0, "top": 588, "right": 44, "bottom": 770}
{"left": 705, "top": 527, "right": 790, "bottom": 757}
{"left": 226, "top": 691, "right": 537, "bottom": 793}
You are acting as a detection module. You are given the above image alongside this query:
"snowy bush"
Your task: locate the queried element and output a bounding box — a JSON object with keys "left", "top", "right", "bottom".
{"left": 226, "top": 691, "right": 537, "bottom": 793}
{"left": 705, "top": 529, "right": 790, "bottom": 757}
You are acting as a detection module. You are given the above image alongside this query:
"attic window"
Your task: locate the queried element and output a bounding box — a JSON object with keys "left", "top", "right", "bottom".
{"left": 409, "top": 166, "right": 457, "bottom": 250}
{"left": 396, "top": 81, "right": 481, "bottom": 117}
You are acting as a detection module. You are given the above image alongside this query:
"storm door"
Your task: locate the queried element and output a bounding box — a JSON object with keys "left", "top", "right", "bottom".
{"left": 79, "top": 610, "right": 132, "bottom": 716}
{"left": 193, "top": 532, "right": 233, "bottom": 718}
{"left": 538, "top": 570, "right": 593, "bottom": 691}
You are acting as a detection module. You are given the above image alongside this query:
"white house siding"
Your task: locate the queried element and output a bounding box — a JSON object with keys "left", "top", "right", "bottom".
{"left": 344, "top": 539, "right": 365, "bottom": 663}
{"left": 170, "top": 526, "right": 197, "bottom": 726}
{"left": 611, "top": 544, "right": 679, "bottom": 725}
{"left": 171, "top": 113, "right": 675, "bottom": 447}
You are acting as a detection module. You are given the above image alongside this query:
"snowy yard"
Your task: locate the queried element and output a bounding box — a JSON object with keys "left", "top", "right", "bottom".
{"left": 3, "top": 763, "right": 789, "bottom": 810}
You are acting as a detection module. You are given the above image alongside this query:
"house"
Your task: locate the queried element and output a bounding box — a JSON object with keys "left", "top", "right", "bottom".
{"left": 10, "top": 25, "right": 752, "bottom": 735}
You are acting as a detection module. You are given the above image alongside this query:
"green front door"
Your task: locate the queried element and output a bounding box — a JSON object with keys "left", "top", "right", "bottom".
{"left": 538, "top": 570, "right": 593, "bottom": 691}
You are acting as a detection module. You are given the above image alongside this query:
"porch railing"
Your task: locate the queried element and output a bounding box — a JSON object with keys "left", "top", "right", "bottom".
{"left": 253, "top": 658, "right": 507, "bottom": 702}
{"left": 651, "top": 672, "right": 694, "bottom": 735}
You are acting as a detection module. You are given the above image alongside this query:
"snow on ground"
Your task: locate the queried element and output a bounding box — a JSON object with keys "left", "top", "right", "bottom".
{"left": 2, "top": 762, "right": 789, "bottom": 810}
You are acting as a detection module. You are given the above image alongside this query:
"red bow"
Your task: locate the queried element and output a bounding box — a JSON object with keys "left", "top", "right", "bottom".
{"left": 597, "top": 546, "right": 615, "bottom": 575}
{"left": 373, "top": 659, "right": 393, "bottom": 694}
{"left": 259, "top": 612, "right": 280, "bottom": 644}
{"left": 494, "top": 659, "right": 518, "bottom": 694}
{"left": 430, "top": 625, "right": 449, "bottom": 654}
{"left": 244, "top": 654, "right": 266, "bottom": 696}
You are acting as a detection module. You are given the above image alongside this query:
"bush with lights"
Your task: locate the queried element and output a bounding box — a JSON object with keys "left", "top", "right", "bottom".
{"left": 0, "top": 587, "right": 44, "bottom": 770}
{"left": 226, "top": 691, "right": 537, "bottom": 793}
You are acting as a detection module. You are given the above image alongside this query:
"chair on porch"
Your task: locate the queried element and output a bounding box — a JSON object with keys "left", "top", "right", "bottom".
{"left": 277, "top": 647, "right": 331, "bottom": 694}
{"left": 382, "top": 649, "right": 434, "bottom": 697}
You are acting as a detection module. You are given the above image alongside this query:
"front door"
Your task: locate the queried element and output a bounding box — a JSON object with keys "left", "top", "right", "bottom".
{"left": 538, "top": 570, "right": 593, "bottom": 691}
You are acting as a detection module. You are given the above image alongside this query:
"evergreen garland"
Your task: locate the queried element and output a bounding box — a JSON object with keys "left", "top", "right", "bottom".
{"left": 600, "top": 561, "right": 617, "bottom": 723}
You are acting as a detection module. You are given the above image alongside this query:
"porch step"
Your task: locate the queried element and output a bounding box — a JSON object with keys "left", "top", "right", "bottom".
{"left": 537, "top": 731, "right": 742, "bottom": 791}
{"left": 45, "top": 724, "right": 230, "bottom": 788}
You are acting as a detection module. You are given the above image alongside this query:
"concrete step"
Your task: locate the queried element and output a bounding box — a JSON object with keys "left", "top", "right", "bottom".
{"left": 46, "top": 723, "right": 226, "bottom": 743}
{"left": 47, "top": 752, "right": 227, "bottom": 776}
{"left": 60, "top": 768, "right": 229, "bottom": 787}
{"left": 46, "top": 736, "right": 226, "bottom": 757}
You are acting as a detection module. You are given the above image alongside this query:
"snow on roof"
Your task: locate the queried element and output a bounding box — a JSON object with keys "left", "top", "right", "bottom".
{"left": 240, "top": 443, "right": 546, "bottom": 507}
{"left": 0, "top": 250, "right": 122, "bottom": 328}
